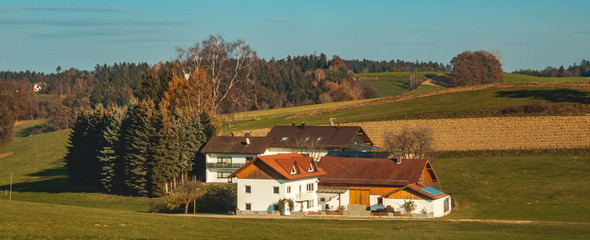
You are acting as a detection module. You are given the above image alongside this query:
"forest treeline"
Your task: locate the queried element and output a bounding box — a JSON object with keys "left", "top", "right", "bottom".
{"left": 0, "top": 37, "right": 449, "bottom": 141}
{"left": 512, "top": 59, "right": 590, "bottom": 77}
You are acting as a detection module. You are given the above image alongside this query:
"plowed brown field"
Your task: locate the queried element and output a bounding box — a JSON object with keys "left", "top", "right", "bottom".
{"left": 245, "top": 116, "right": 590, "bottom": 151}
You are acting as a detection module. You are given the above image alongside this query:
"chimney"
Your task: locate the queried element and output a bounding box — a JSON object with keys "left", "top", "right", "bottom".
{"left": 301, "top": 122, "right": 305, "bottom": 129}
{"left": 245, "top": 138, "right": 251, "bottom": 145}
{"left": 244, "top": 131, "right": 251, "bottom": 137}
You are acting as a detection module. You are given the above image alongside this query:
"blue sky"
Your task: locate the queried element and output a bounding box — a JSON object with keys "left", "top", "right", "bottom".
{"left": 1, "top": 0, "right": 589, "bottom": 73}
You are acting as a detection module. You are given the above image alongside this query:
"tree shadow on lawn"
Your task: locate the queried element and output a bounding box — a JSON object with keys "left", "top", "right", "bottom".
{"left": 0, "top": 166, "right": 100, "bottom": 194}
{"left": 495, "top": 89, "right": 590, "bottom": 104}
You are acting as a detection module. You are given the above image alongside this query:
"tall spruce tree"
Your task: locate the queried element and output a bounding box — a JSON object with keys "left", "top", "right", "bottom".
{"left": 146, "top": 107, "right": 180, "bottom": 197}
{"left": 97, "top": 106, "right": 125, "bottom": 193}
{"left": 173, "top": 110, "right": 206, "bottom": 182}
{"left": 64, "top": 110, "right": 92, "bottom": 184}
{"left": 121, "top": 99, "right": 156, "bottom": 196}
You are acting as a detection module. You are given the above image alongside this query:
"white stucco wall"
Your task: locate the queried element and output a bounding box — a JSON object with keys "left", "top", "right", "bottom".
{"left": 236, "top": 177, "right": 320, "bottom": 213}
{"left": 205, "top": 152, "right": 268, "bottom": 183}
{"left": 318, "top": 190, "right": 350, "bottom": 211}
{"left": 382, "top": 196, "right": 451, "bottom": 217}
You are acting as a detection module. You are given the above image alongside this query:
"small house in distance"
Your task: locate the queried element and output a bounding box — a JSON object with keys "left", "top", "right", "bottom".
{"left": 201, "top": 136, "right": 273, "bottom": 183}
{"left": 228, "top": 153, "right": 326, "bottom": 214}
{"left": 317, "top": 157, "right": 451, "bottom": 217}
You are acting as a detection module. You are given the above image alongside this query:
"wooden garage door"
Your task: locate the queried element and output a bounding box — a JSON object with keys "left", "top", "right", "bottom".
{"left": 350, "top": 189, "right": 370, "bottom": 207}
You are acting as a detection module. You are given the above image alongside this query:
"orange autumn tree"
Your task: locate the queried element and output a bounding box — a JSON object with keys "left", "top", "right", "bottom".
{"left": 162, "top": 67, "right": 217, "bottom": 124}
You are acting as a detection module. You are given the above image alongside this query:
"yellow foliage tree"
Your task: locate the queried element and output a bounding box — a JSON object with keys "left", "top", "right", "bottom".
{"left": 163, "top": 67, "right": 217, "bottom": 124}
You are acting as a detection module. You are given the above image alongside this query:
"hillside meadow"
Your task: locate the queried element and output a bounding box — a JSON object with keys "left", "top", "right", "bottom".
{"left": 1, "top": 119, "right": 590, "bottom": 238}
{"left": 227, "top": 85, "right": 590, "bottom": 131}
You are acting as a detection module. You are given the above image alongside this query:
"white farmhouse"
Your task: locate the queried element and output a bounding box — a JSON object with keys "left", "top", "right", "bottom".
{"left": 201, "top": 124, "right": 375, "bottom": 183}
{"left": 201, "top": 136, "right": 273, "bottom": 183}
{"left": 228, "top": 153, "right": 327, "bottom": 215}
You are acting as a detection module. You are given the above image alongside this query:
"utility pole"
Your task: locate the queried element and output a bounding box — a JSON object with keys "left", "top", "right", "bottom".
{"left": 9, "top": 172, "right": 13, "bottom": 201}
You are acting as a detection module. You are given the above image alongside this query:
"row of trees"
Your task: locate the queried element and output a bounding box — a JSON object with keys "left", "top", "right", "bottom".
{"left": 344, "top": 59, "right": 451, "bottom": 73}
{"left": 64, "top": 64, "right": 216, "bottom": 197}
{"left": 513, "top": 59, "right": 590, "bottom": 77}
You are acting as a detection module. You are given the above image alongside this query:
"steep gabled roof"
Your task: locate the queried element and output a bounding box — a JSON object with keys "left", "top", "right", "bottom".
{"left": 317, "top": 157, "right": 438, "bottom": 186}
{"left": 201, "top": 136, "right": 273, "bottom": 154}
{"left": 266, "top": 125, "right": 373, "bottom": 149}
{"left": 229, "top": 153, "right": 327, "bottom": 180}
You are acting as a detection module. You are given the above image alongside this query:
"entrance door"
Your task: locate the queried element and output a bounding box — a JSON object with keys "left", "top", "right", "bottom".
{"left": 349, "top": 189, "right": 370, "bottom": 207}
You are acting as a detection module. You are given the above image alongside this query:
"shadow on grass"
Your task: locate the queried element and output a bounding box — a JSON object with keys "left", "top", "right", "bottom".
{"left": 496, "top": 89, "right": 590, "bottom": 104}
{"left": 0, "top": 166, "right": 100, "bottom": 194}
{"left": 14, "top": 124, "right": 45, "bottom": 138}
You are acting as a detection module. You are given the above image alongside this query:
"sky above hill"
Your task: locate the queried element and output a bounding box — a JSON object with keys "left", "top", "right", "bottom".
{"left": 1, "top": 0, "right": 589, "bottom": 73}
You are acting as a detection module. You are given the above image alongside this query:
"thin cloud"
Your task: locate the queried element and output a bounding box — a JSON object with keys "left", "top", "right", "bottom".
{"left": 269, "top": 17, "right": 295, "bottom": 22}
{"left": 0, "top": 5, "right": 133, "bottom": 12}
{"left": 0, "top": 18, "right": 190, "bottom": 27}
{"left": 383, "top": 40, "right": 443, "bottom": 45}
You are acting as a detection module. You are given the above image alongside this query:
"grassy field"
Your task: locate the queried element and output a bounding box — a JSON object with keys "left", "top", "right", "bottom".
{"left": 229, "top": 86, "right": 590, "bottom": 131}
{"left": 433, "top": 151, "right": 590, "bottom": 222}
{"left": 2, "top": 117, "right": 590, "bottom": 238}
{"left": 0, "top": 121, "right": 150, "bottom": 212}
{"left": 356, "top": 72, "right": 442, "bottom": 97}
{"left": 504, "top": 73, "right": 590, "bottom": 83}
{"left": 2, "top": 200, "right": 590, "bottom": 239}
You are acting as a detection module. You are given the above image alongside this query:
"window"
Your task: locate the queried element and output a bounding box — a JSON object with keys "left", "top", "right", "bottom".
{"left": 245, "top": 185, "right": 251, "bottom": 193}
{"left": 290, "top": 165, "right": 298, "bottom": 175}
{"left": 287, "top": 186, "right": 291, "bottom": 193}
{"left": 320, "top": 197, "right": 325, "bottom": 202}
{"left": 307, "top": 183, "right": 314, "bottom": 192}
{"left": 217, "top": 156, "right": 232, "bottom": 163}
{"left": 245, "top": 203, "right": 251, "bottom": 210}
{"left": 308, "top": 164, "right": 314, "bottom": 172}
{"left": 281, "top": 137, "right": 289, "bottom": 141}
{"left": 217, "top": 172, "right": 230, "bottom": 178}
{"left": 308, "top": 200, "right": 314, "bottom": 208}
{"left": 273, "top": 186, "right": 279, "bottom": 194}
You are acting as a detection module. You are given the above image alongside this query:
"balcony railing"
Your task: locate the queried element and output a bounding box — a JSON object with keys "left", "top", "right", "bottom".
{"left": 295, "top": 192, "right": 315, "bottom": 201}
{"left": 207, "top": 162, "right": 244, "bottom": 169}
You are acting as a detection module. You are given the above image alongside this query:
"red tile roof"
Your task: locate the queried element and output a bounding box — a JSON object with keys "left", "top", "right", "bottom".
{"left": 201, "top": 136, "right": 273, "bottom": 154}
{"left": 317, "top": 157, "right": 438, "bottom": 186}
{"left": 229, "top": 153, "right": 327, "bottom": 180}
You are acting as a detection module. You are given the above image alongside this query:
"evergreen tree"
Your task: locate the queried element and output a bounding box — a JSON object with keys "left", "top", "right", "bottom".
{"left": 97, "top": 106, "right": 125, "bottom": 193}
{"left": 121, "top": 99, "right": 156, "bottom": 196}
{"left": 64, "top": 110, "right": 92, "bottom": 184}
{"left": 146, "top": 107, "right": 180, "bottom": 197}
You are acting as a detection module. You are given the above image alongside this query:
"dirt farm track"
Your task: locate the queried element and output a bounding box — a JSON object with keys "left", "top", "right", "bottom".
{"left": 247, "top": 116, "right": 590, "bottom": 151}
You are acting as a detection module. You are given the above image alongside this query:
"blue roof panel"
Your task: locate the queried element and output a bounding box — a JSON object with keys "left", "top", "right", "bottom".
{"left": 421, "top": 186, "right": 443, "bottom": 195}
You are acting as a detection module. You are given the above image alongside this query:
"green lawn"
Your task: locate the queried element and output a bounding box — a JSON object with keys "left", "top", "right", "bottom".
{"left": 433, "top": 152, "right": 590, "bottom": 222}
{"left": 231, "top": 86, "right": 590, "bottom": 131}
{"left": 504, "top": 73, "right": 590, "bottom": 83}
{"left": 2, "top": 116, "right": 590, "bottom": 238}
{"left": 356, "top": 72, "right": 443, "bottom": 97}
{"left": 1, "top": 200, "right": 589, "bottom": 239}
{"left": 0, "top": 122, "right": 150, "bottom": 212}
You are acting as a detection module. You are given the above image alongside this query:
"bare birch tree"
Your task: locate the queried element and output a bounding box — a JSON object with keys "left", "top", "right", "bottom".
{"left": 176, "top": 35, "right": 258, "bottom": 113}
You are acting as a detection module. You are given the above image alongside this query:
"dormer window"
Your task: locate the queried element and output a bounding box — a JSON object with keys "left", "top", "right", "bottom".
{"left": 308, "top": 163, "right": 315, "bottom": 172}
{"left": 281, "top": 137, "right": 289, "bottom": 141}
{"left": 290, "top": 165, "right": 298, "bottom": 175}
